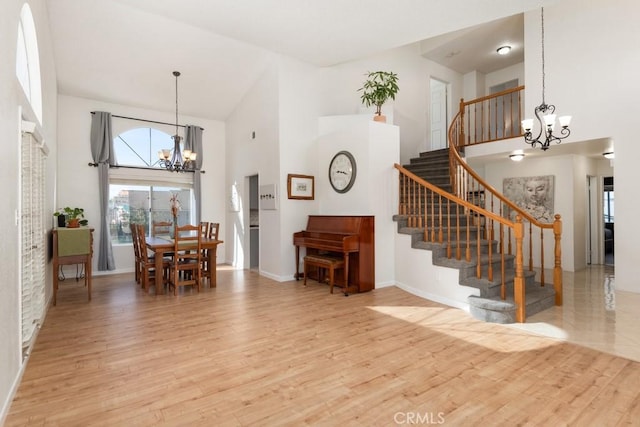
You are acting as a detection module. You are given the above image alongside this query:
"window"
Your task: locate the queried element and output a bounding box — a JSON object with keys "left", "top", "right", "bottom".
{"left": 16, "top": 4, "right": 42, "bottom": 122}
{"left": 115, "top": 127, "right": 174, "bottom": 169}
{"left": 110, "top": 127, "right": 194, "bottom": 244}
{"left": 108, "top": 184, "right": 192, "bottom": 244}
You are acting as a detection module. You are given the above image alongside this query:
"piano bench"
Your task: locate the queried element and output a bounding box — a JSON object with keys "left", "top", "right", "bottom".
{"left": 303, "top": 254, "right": 345, "bottom": 294}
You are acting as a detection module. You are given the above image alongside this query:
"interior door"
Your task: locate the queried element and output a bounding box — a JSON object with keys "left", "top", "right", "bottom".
{"left": 430, "top": 78, "right": 448, "bottom": 150}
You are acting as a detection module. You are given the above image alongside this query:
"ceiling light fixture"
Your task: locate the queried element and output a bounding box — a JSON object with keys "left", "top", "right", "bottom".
{"left": 509, "top": 153, "right": 525, "bottom": 162}
{"left": 603, "top": 152, "right": 615, "bottom": 160}
{"left": 521, "top": 8, "right": 571, "bottom": 151}
{"left": 158, "top": 71, "right": 197, "bottom": 172}
{"left": 496, "top": 45, "right": 511, "bottom": 55}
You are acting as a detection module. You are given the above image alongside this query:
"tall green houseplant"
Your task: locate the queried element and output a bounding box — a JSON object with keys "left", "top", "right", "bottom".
{"left": 358, "top": 71, "right": 399, "bottom": 122}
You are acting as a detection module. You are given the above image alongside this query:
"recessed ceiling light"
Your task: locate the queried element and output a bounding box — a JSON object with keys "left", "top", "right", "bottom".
{"left": 603, "top": 152, "right": 615, "bottom": 160}
{"left": 497, "top": 45, "right": 512, "bottom": 55}
{"left": 509, "top": 153, "right": 525, "bottom": 161}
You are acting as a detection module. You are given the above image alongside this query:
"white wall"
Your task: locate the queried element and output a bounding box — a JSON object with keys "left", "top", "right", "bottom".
{"left": 57, "top": 95, "right": 226, "bottom": 275}
{"left": 523, "top": 1, "right": 640, "bottom": 292}
{"left": 481, "top": 155, "right": 575, "bottom": 271}
{"left": 0, "top": 0, "right": 58, "bottom": 421}
{"left": 225, "top": 61, "right": 281, "bottom": 275}
{"left": 317, "top": 117, "right": 400, "bottom": 286}
{"left": 318, "top": 43, "right": 463, "bottom": 163}
{"left": 485, "top": 62, "right": 525, "bottom": 93}
{"left": 395, "top": 233, "right": 479, "bottom": 310}
{"left": 277, "top": 57, "right": 322, "bottom": 278}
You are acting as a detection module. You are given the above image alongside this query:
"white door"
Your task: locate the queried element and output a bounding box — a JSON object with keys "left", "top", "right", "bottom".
{"left": 430, "top": 79, "right": 448, "bottom": 150}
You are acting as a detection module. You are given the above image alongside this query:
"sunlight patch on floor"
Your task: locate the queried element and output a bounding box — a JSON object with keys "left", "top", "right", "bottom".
{"left": 368, "top": 305, "right": 562, "bottom": 353}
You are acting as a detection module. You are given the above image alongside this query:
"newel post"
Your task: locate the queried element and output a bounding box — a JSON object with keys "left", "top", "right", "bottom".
{"left": 553, "top": 214, "right": 563, "bottom": 306}
{"left": 514, "top": 215, "right": 526, "bottom": 323}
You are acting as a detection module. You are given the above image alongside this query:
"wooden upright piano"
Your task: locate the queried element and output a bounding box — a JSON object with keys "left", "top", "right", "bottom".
{"left": 293, "top": 215, "right": 374, "bottom": 293}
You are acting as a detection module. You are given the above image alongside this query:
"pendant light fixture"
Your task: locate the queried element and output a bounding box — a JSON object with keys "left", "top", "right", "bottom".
{"left": 521, "top": 8, "right": 571, "bottom": 151}
{"left": 158, "top": 71, "right": 197, "bottom": 171}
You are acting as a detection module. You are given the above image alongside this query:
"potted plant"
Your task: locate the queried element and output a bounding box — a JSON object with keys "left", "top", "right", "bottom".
{"left": 358, "top": 71, "right": 399, "bottom": 123}
{"left": 54, "top": 207, "right": 88, "bottom": 228}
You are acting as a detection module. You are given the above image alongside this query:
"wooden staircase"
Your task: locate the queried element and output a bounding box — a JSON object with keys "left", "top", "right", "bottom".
{"left": 395, "top": 149, "right": 556, "bottom": 323}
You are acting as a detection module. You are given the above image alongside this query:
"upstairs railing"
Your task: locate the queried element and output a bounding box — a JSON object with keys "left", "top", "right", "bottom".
{"left": 458, "top": 85, "right": 525, "bottom": 146}
{"left": 395, "top": 85, "right": 563, "bottom": 323}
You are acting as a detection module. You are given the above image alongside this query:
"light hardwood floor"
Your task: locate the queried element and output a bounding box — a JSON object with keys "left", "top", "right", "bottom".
{"left": 5, "top": 265, "right": 639, "bottom": 426}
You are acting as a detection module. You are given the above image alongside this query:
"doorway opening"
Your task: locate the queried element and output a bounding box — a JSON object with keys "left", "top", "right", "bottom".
{"left": 603, "top": 176, "right": 614, "bottom": 266}
{"left": 429, "top": 78, "right": 449, "bottom": 150}
{"left": 249, "top": 174, "right": 259, "bottom": 270}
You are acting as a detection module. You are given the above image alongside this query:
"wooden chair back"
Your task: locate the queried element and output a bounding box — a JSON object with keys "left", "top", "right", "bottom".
{"left": 130, "top": 223, "right": 141, "bottom": 284}
{"left": 169, "top": 224, "right": 202, "bottom": 295}
{"left": 199, "top": 221, "right": 210, "bottom": 239}
{"left": 135, "top": 223, "right": 169, "bottom": 292}
{"left": 201, "top": 222, "right": 220, "bottom": 281}
{"left": 208, "top": 222, "right": 220, "bottom": 240}
{"left": 151, "top": 220, "right": 173, "bottom": 237}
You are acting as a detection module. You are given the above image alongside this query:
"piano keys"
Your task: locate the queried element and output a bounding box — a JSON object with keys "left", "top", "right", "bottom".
{"left": 293, "top": 215, "right": 375, "bottom": 294}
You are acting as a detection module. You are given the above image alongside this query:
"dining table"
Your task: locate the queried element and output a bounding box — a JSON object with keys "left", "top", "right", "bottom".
{"left": 145, "top": 235, "right": 223, "bottom": 295}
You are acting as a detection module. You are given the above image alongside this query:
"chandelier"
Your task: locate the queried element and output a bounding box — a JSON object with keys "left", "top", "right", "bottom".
{"left": 521, "top": 8, "right": 571, "bottom": 151}
{"left": 158, "top": 71, "right": 197, "bottom": 171}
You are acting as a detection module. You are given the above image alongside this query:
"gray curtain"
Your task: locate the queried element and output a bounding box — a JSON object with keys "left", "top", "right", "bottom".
{"left": 90, "top": 111, "right": 116, "bottom": 271}
{"left": 184, "top": 125, "right": 203, "bottom": 224}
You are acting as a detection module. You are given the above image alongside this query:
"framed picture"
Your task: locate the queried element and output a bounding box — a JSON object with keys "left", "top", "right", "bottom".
{"left": 259, "top": 184, "right": 277, "bottom": 210}
{"left": 503, "top": 175, "right": 555, "bottom": 223}
{"left": 287, "top": 174, "right": 314, "bottom": 200}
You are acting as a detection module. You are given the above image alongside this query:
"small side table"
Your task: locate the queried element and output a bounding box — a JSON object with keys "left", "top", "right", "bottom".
{"left": 52, "top": 227, "right": 94, "bottom": 305}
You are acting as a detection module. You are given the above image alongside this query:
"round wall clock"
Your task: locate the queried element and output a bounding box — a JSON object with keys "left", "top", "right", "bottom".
{"left": 328, "top": 150, "right": 357, "bottom": 193}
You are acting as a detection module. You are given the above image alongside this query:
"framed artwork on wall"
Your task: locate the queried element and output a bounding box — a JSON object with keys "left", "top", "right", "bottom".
{"left": 259, "top": 184, "right": 277, "bottom": 210}
{"left": 503, "top": 175, "right": 555, "bottom": 223}
{"left": 287, "top": 174, "right": 314, "bottom": 200}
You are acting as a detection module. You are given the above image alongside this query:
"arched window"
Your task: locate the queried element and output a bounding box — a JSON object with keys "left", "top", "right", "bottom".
{"left": 114, "top": 127, "right": 174, "bottom": 169}
{"left": 109, "top": 127, "right": 194, "bottom": 244}
{"left": 16, "top": 3, "right": 42, "bottom": 123}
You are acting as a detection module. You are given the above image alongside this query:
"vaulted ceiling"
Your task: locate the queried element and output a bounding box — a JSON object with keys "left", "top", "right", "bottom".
{"left": 46, "top": 0, "right": 550, "bottom": 121}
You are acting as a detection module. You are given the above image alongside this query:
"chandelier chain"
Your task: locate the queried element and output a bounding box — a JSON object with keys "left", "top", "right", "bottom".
{"left": 158, "top": 71, "right": 197, "bottom": 171}
{"left": 541, "top": 7, "right": 546, "bottom": 105}
{"left": 521, "top": 6, "right": 572, "bottom": 151}
{"left": 174, "top": 71, "right": 180, "bottom": 137}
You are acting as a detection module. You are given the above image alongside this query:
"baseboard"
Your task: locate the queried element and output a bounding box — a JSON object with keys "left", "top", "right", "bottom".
{"left": 394, "top": 281, "right": 471, "bottom": 313}
{"left": 1, "top": 300, "right": 50, "bottom": 425}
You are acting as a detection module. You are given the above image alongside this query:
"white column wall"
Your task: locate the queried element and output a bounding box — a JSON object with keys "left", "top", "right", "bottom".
{"left": 317, "top": 43, "right": 463, "bottom": 164}
{"left": 0, "top": 0, "right": 58, "bottom": 421}
{"left": 317, "top": 117, "right": 400, "bottom": 287}
{"left": 524, "top": 1, "right": 640, "bottom": 292}
{"left": 225, "top": 62, "right": 281, "bottom": 276}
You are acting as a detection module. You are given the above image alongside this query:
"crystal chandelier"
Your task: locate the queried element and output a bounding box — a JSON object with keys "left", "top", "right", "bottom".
{"left": 158, "top": 71, "right": 197, "bottom": 171}
{"left": 521, "top": 8, "right": 571, "bottom": 151}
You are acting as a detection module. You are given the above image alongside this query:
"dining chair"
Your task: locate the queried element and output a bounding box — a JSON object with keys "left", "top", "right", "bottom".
{"left": 129, "top": 223, "right": 141, "bottom": 285}
{"left": 169, "top": 223, "right": 202, "bottom": 295}
{"left": 151, "top": 220, "right": 173, "bottom": 237}
{"left": 136, "top": 223, "right": 170, "bottom": 293}
{"left": 151, "top": 220, "right": 175, "bottom": 261}
{"left": 208, "top": 222, "right": 220, "bottom": 240}
{"left": 201, "top": 222, "right": 220, "bottom": 282}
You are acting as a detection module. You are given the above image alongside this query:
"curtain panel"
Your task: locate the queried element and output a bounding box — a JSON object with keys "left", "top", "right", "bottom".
{"left": 184, "top": 125, "right": 203, "bottom": 224}
{"left": 90, "top": 111, "right": 116, "bottom": 271}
